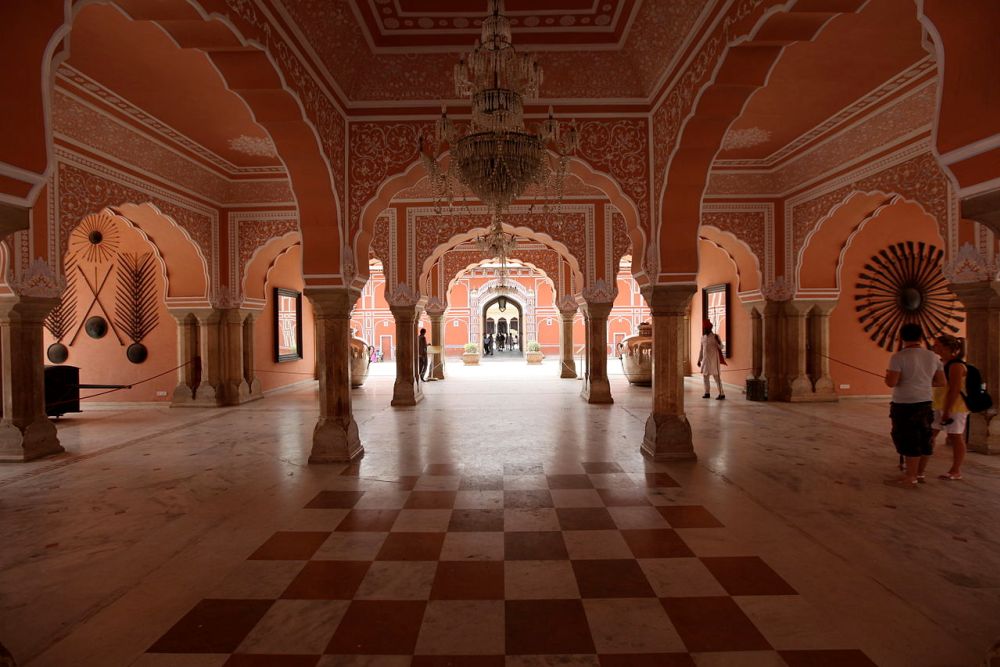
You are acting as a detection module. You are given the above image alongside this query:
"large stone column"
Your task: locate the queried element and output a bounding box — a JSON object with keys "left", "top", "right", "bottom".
{"left": 762, "top": 297, "right": 788, "bottom": 400}
{"left": 0, "top": 295, "right": 63, "bottom": 461}
{"left": 580, "top": 295, "right": 613, "bottom": 404}
{"left": 949, "top": 279, "right": 1000, "bottom": 454}
{"left": 681, "top": 310, "right": 693, "bottom": 377}
{"left": 168, "top": 311, "right": 199, "bottom": 405}
{"left": 640, "top": 285, "right": 696, "bottom": 461}
{"left": 807, "top": 301, "right": 837, "bottom": 401}
{"left": 389, "top": 301, "right": 423, "bottom": 406}
{"left": 190, "top": 308, "right": 223, "bottom": 406}
{"left": 783, "top": 300, "right": 815, "bottom": 401}
{"left": 427, "top": 301, "right": 447, "bottom": 380}
{"left": 220, "top": 308, "right": 251, "bottom": 405}
{"left": 558, "top": 307, "right": 577, "bottom": 379}
{"left": 242, "top": 310, "right": 263, "bottom": 400}
{"left": 305, "top": 287, "right": 364, "bottom": 463}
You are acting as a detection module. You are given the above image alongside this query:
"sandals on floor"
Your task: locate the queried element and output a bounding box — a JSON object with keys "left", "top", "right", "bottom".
{"left": 938, "top": 473, "right": 964, "bottom": 481}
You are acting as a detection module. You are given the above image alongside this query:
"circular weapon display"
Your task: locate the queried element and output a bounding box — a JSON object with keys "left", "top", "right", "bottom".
{"left": 854, "top": 241, "right": 963, "bottom": 350}
{"left": 69, "top": 213, "right": 121, "bottom": 264}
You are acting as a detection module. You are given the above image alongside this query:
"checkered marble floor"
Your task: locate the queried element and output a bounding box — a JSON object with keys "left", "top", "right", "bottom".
{"left": 141, "top": 461, "right": 876, "bottom": 666}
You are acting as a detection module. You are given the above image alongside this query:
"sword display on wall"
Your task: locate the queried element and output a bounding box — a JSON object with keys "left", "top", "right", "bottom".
{"left": 69, "top": 264, "right": 126, "bottom": 346}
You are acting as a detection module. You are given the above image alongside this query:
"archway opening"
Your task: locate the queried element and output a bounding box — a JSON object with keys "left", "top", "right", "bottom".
{"left": 482, "top": 295, "right": 524, "bottom": 356}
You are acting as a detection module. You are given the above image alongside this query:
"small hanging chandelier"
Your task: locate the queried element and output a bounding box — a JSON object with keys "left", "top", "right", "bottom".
{"left": 418, "top": 0, "right": 579, "bottom": 219}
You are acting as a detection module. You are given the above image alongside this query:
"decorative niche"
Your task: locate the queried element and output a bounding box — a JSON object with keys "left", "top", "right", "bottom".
{"left": 702, "top": 283, "right": 731, "bottom": 357}
{"left": 274, "top": 287, "right": 303, "bottom": 362}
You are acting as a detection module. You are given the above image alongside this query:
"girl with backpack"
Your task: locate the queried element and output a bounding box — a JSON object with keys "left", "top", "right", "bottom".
{"left": 932, "top": 334, "right": 967, "bottom": 481}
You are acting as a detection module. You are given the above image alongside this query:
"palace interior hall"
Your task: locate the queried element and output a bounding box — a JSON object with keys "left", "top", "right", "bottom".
{"left": 2, "top": 0, "right": 1000, "bottom": 666}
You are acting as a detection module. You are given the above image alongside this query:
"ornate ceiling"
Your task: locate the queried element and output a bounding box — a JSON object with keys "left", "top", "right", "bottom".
{"left": 65, "top": 4, "right": 281, "bottom": 170}
{"left": 350, "top": 0, "right": 640, "bottom": 50}
{"left": 277, "top": 0, "right": 712, "bottom": 101}
{"left": 717, "top": 0, "right": 929, "bottom": 164}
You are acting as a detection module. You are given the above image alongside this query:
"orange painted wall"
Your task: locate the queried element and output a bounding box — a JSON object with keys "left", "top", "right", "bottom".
{"left": 828, "top": 201, "right": 964, "bottom": 396}
{"left": 254, "top": 244, "right": 316, "bottom": 392}
{"left": 692, "top": 239, "right": 751, "bottom": 388}
{"left": 44, "top": 217, "right": 177, "bottom": 403}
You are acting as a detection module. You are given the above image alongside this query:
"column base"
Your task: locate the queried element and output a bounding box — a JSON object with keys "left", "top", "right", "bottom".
{"left": 0, "top": 419, "right": 64, "bottom": 462}
{"left": 187, "top": 383, "right": 223, "bottom": 407}
{"left": 641, "top": 413, "right": 696, "bottom": 461}
{"left": 310, "top": 416, "right": 364, "bottom": 463}
{"left": 968, "top": 413, "right": 1000, "bottom": 454}
{"left": 171, "top": 383, "right": 194, "bottom": 406}
{"left": 581, "top": 379, "right": 613, "bottom": 404}
{"left": 560, "top": 360, "right": 577, "bottom": 378}
{"left": 391, "top": 381, "right": 425, "bottom": 406}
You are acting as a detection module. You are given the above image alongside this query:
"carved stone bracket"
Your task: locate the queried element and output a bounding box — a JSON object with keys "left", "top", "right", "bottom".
{"left": 10, "top": 259, "right": 65, "bottom": 298}
{"left": 943, "top": 242, "right": 998, "bottom": 283}
{"left": 424, "top": 296, "right": 447, "bottom": 316}
{"left": 557, "top": 294, "right": 579, "bottom": 313}
{"left": 582, "top": 279, "right": 618, "bottom": 304}
{"left": 385, "top": 282, "right": 421, "bottom": 308}
{"left": 761, "top": 276, "right": 793, "bottom": 302}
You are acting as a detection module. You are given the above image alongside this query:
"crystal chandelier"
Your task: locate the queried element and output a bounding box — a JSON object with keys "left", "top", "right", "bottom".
{"left": 419, "top": 0, "right": 579, "bottom": 224}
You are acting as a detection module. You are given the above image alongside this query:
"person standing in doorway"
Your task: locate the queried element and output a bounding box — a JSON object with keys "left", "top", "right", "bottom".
{"left": 885, "top": 323, "right": 946, "bottom": 487}
{"left": 418, "top": 328, "right": 429, "bottom": 382}
{"left": 698, "top": 321, "right": 726, "bottom": 400}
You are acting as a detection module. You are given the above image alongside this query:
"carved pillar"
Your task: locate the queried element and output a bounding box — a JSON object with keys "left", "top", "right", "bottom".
{"left": 681, "top": 309, "right": 692, "bottom": 377}
{"left": 427, "top": 301, "right": 446, "bottom": 380}
{"left": 242, "top": 310, "right": 263, "bottom": 399}
{"left": 190, "top": 308, "right": 223, "bottom": 406}
{"left": 388, "top": 284, "right": 423, "bottom": 406}
{"left": 783, "top": 300, "right": 815, "bottom": 401}
{"left": 745, "top": 302, "right": 764, "bottom": 380}
{"left": 949, "top": 280, "right": 1000, "bottom": 454}
{"left": 558, "top": 308, "right": 578, "bottom": 379}
{"left": 169, "top": 311, "right": 199, "bottom": 405}
{"left": 0, "top": 295, "right": 63, "bottom": 461}
{"left": 580, "top": 298, "right": 614, "bottom": 404}
{"left": 762, "top": 298, "right": 788, "bottom": 400}
{"left": 640, "top": 285, "right": 696, "bottom": 461}
{"left": 305, "top": 287, "right": 364, "bottom": 463}
{"left": 219, "top": 308, "right": 251, "bottom": 405}
{"left": 807, "top": 301, "right": 837, "bottom": 401}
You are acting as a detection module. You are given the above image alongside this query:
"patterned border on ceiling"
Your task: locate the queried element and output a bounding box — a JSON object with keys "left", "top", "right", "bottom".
{"left": 350, "top": 0, "right": 639, "bottom": 51}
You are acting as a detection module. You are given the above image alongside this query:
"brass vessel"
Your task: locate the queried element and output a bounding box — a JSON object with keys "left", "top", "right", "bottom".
{"left": 350, "top": 329, "right": 372, "bottom": 388}
{"left": 617, "top": 321, "right": 652, "bottom": 386}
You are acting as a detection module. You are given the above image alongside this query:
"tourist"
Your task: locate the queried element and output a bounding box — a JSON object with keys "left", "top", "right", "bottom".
{"left": 698, "top": 321, "right": 726, "bottom": 400}
{"left": 931, "top": 334, "right": 968, "bottom": 481}
{"left": 885, "top": 323, "right": 946, "bottom": 487}
{"left": 418, "top": 328, "right": 429, "bottom": 381}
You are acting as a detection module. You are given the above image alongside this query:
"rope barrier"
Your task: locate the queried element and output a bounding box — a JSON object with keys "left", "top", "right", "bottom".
{"left": 46, "top": 359, "right": 195, "bottom": 409}
{"left": 821, "top": 353, "right": 887, "bottom": 379}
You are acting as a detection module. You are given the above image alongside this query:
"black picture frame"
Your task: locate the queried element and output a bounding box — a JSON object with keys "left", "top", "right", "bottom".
{"left": 274, "top": 287, "right": 303, "bottom": 362}
{"left": 702, "top": 283, "right": 731, "bottom": 358}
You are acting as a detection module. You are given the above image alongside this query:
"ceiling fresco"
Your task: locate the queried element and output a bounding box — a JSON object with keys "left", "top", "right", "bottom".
{"left": 277, "top": 0, "right": 713, "bottom": 101}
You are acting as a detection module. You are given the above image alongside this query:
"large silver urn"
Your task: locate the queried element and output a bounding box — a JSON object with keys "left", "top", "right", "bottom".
{"left": 350, "top": 329, "right": 372, "bottom": 388}
{"left": 617, "top": 321, "right": 653, "bottom": 386}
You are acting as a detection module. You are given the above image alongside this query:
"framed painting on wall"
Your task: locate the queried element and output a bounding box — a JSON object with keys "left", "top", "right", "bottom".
{"left": 274, "top": 287, "right": 302, "bottom": 362}
{"left": 702, "top": 283, "right": 731, "bottom": 358}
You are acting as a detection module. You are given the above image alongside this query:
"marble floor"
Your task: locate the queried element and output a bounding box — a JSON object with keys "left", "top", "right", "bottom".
{"left": 1, "top": 360, "right": 998, "bottom": 666}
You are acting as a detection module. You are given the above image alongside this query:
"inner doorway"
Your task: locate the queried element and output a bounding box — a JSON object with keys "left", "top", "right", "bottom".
{"left": 483, "top": 296, "right": 523, "bottom": 356}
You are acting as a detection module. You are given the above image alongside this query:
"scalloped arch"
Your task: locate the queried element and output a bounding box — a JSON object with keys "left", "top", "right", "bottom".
{"left": 797, "top": 191, "right": 945, "bottom": 294}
